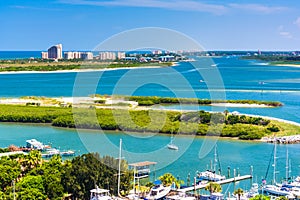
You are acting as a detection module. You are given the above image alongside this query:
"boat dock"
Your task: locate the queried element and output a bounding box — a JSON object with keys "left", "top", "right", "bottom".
{"left": 178, "top": 175, "right": 252, "bottom": 193}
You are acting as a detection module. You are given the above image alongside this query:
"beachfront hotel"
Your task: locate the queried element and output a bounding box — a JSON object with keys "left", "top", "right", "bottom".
{"left": 41, "top": 44, "right": 93, "bottom": 60}
{"left": 48, "top": 44, "right": 63, "bottom": 59}
{"left": 63, "top": 51, "right": 93, "bottom": 60}
{"left": 99, "top": 52, "right": 116, "bottom": 60}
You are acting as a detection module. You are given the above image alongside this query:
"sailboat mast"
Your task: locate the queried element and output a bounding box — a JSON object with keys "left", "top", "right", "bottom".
{"left": 273, "top": 141, "right": 277, "bottom": 184}
{"left": 286, "top": 148, "right": 289, "bottom": 182}
{"left": 118, "top": 139, "right": 122, "bottom": 197}
{"left": 214, "top": 145, "right": 217, "bottom": 172}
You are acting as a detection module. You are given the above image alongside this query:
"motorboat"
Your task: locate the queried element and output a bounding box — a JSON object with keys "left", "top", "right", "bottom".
{"left": 263, "top": 185, "right": 292, "bottom": 196}
{"left": 200, "top": 193, "right": 224, "bottom": 200}
{"left": 166, "top": 192, "right": 196, "bottom": 200}
{"left": 90, "top": 187, "right": 112, "bottom": 200}
{"left": 146, "top": 180, "right": 172, "bottom": 200}
{"left": 197, "top": 170, "right": 226, "bottom": 182}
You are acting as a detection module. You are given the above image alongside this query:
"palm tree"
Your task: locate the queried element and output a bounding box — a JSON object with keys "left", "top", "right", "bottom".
{"left": 159, "top": 173, "right": 184, "bottom": 189}
{"left": 205, "top": 182, "right": 222, "bottom": 194}
{"left": 24, "top": 150, "right": 42, "bottom": 170}
{"left": 276, "top": 196, "right": 288, "bottom": 200}
{"left": 234, "top": 188, "right": 244, "bottom": 200}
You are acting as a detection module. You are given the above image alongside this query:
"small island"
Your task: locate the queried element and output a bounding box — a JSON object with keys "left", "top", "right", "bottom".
{"left": 0, "top": 95, "right": 298, "bottom": 142}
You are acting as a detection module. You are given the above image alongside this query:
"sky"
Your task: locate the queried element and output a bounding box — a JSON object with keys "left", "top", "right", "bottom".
{"left": 1, "top": 0, "right": 300, "bottom": 51}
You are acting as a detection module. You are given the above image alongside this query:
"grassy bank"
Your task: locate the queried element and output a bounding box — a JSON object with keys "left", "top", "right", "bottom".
{"left": 121, "top": 95, "right": 283, "bottom": 107}
{"left": 0, "top": 104, "right": 298, "bottom": 140}
{"left": 0, "top": 61, "right": 173, "bottom": 72}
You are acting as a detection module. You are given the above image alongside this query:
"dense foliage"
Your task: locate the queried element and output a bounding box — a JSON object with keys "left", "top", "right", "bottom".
{"left": 126, "top": 96, "right": 282, "bottom": 107}
{"left": 0, "top": 61, "right": 172, "bottom": 72}
{"left": 0, "top": 152, "right": 132, "bottom": 199}
{"left": 0, "top": 104, "right": 284, "bottom": 140}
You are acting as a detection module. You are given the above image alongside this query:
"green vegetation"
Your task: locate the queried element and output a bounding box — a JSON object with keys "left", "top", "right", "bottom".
{"left": 125, "top": 96, "right": 283, "bottom": 107}
{"left": 234, "top": 188, "right": 244, "bottom": 200}
{"left": 205, "top": 182, "right": 222, "bottom": 194}
{"left": 0, "top": 104, "right": 298, "bottom": 140}
{"left": 0, "top": 151, "right": 132, "bottom": 199}
{"left": 158, "top": 173, "right": 184, "bottom": 189}
{"left": 0, "top": 60, "right": 172, "bottom": 72}
{"left": 250, "top": 194, "right": 270, "bottom": 200}
{"left": 242, "top": 55, "right": 300, "bottom": 65}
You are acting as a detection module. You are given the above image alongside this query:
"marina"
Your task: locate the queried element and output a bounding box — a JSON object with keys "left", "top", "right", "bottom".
{"left": 2, "top": 138, "right": 76, "bottom": 158}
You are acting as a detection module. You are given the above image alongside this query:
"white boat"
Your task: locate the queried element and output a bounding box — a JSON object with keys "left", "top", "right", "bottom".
{"left": 146, "top": 182, "right": 172, "bottom": 200}
{"left": 166, "top": 192, "right": 196, "bottom": 200}
{"left": 197, "top": 170, "right": 226, "bottom": 182}
{"left": 200, "top": 193, "right": 224, "bottom": 200}
{"left": 262, "top": 143, "right": 294, "bottom": 197}
{"left": 290, "top": 187, "right": 300, "bottom": 199}
{"left": 167, "top": 132, "right": 178, "bottom": 151}
{"left": 263, "top": 185, "right": 292, "bottom": 196}
{"left": 197, "top": 145, "right": 225, "bottom": 182}
{"left": 90, "top": 187, "right": 112, "bottom": 200}
{"left": 167, "top": 143, "right": 179, "bottom": 151}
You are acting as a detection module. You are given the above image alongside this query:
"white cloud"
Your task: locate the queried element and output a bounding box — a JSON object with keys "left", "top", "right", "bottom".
{"left": 294, "top": 17, "right": 300, "bottom": 28}
{"left": 279, "top": 31, "right": 293, "bottom": 39}
{"left": 11, "top": 5, "right": 61, "bottom": 11}
{"left": 58, "top": 0, "right": 228, "bottom": 15}
{"left": 58, "top": 0, "right": 289, "bottom": 15}
{"left": 228, "top": 3, "right": 287, "bottom": 14}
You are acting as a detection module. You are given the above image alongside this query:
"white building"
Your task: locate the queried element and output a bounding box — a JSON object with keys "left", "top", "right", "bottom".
{"left": 41, "top": 52, "right": 48, "bottom": 59}
{"left": 48, "top": 44, "right": 63, "bottom": 59}
{"left": 99, "top": 52, "right": 116, "bottom": 60}
{"left": 64, "top": 52, "right": 74, "bottom": 60}
{"left": 80, "top": 52, "right": 93, "bottom": 60}
{"left": 117, "top": 52, "right": 126, "bottom": 59}
{"left": 64, "top": 52, "right": 94, "bottom": 60}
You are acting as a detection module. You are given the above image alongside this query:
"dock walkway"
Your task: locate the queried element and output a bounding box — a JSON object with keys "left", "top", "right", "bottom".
{"left": 178, "top": 175, "right": 252, "bottom": 193}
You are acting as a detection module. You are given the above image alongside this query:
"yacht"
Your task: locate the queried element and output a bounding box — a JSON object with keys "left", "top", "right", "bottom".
{"left": 197, "top": 170, "right": 226, "bottom": 182}
{"left": 262, "top": 143, "right": 294, "bottom": 197}
{"left": 200, "top": 193, "right": 224, "bottom": 200}
{"left": 90, "top": 187, "right": 112, "bottom": 200}
{"left": 197, "top": 145, "right": 226, "bottom": 182}
{"left": 263, "top": 184, "right": 292, "bottom": 196}
{"left": 166, "top": 192, "right": 196, "bottom": 200}
{"left": 146, "top": 181, "right": 172, "bottom": 200}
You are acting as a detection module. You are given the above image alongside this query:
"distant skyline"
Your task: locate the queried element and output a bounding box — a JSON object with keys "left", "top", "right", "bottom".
{"left": 1, "top": 0, "right": 300, "bottom": 51}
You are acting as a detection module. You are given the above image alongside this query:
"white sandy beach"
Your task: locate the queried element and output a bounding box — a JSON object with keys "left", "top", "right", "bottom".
{"left": 273, "top": 63, "right": 300, "bottom": 68}
{"left": 210, "top": 103, "right": 270, "bottom": 108}
{"left": 0, "top": 65, "right": 166, "bottom": 75}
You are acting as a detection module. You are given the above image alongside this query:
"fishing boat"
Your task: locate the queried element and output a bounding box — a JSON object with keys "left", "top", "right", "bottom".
{"left": 197, "top": 145, "right": 226, "bottom": 182}
{"left": 146, "top": 180, "right": 172, "bottom": 200}
{"left": 90, "top": 186, "right": 112, "bottom": 200}
{"left": 167, "top": 132, "right": 178, "bottom": 151}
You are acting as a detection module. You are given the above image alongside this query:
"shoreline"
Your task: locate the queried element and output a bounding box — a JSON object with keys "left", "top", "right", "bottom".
{"left": 272, "top": 63, "right": 300, "bottom": 68}
{"left": 0, "top": 65, "right": 168, "bottom": 75}
{"left": 210, "top": 103, "right": 271, "bottom": 108}
{"left": 0, "top": 108, "right": 299, "bottom": 143}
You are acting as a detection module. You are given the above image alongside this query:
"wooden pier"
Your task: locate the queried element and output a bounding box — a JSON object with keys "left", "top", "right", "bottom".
{"left": 178, "top": 175, "right": 252, "bottom": 193}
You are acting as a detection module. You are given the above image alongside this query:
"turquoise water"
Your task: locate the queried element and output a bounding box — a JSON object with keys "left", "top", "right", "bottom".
{"left": 0, "top": 56, "right": 300, "bottom": 192}
{"left": 0, "top": 57, "right": 300, "bottom": 122}
{"left": 0, "top": 122, "right": 299, "bottom": 193}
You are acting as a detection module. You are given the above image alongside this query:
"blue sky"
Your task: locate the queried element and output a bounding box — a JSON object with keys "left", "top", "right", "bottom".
{"left": 1, "top": 0, "right": 300, "bottom": 51}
